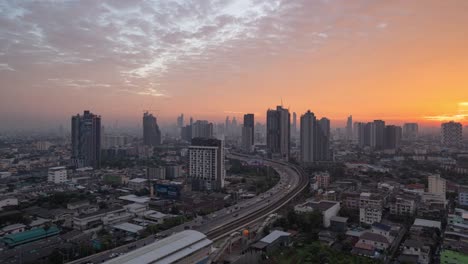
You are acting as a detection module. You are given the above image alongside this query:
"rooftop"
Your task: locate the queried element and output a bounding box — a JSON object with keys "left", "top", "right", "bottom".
{"left": 103, "top": 230, "right": 212, "bottom": 264}
{"left": 372, "top": 222, "right": 391, "bottom": 232}
{"left": 360, "top": 232, "right": 389, "bottom": 244}
{"left": 129, "top": 178, "right": 147, "bottom": 183}
{"left": 414, "top": 218, "right": 441, "bottom": 230}
{"left": 260, "top": 230, "right": 291, "bottom": 244}
{"left": 112, "top": 222, "right": 144, "bottom": 234}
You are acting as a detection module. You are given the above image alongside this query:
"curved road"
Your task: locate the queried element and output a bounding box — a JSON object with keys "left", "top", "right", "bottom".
{"left": 68, "top": 154, "right": 308, "bottom": 264}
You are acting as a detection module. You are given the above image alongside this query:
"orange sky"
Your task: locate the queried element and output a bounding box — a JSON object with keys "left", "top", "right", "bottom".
{"left": 0, "top": 0, "right": 467, "bottom": 129}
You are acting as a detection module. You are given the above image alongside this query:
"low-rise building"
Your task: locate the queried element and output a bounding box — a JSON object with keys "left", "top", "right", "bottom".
{"left": 251, "top": 230, "right": 291, "bottom": 254}
{"left": 389, "top": 196, "right": 416, "bottom": 216}
{"left": 398, "top": 239, "right": 430, "bottom": 264}
{"left": 459, "top": 186, "right": 468, "bottom": 206}
{"left": 103, "top": 230, "right": 212, "bottom": 264}
{"left": 359, "top": 193, "right": 383, "bottom": 225}
{"left": 128, "top": 178, "right": 148, "bottom": 191}
{"left": 0, "top": 197, "right": 19, "bottom": 209}
{"left": 294, "top": 200, "right": 340, "bottom": 227}
{"left": 48, "top": 166, "right": 67, "bottom": 183}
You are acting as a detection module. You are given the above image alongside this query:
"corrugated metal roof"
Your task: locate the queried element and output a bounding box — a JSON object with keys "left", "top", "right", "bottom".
{"left": 104, "top": 230, "right": 212, "bottom": 264}
{"left": 260, "top": 230, "right": 290, "bottom": 244}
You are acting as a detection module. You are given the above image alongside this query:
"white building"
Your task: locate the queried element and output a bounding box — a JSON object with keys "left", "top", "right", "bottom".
{"left": 359, "top": 192, "right": 383, "bottom": 225}
{"left": 441, "top": 121, "right": 462, "bottom": 147}
{"left": 188, "top": 138, "right": 225, "bottom": 191}
{"left": 428, "top": 174, "right": 446, "bottom": 201}
{"left": 294, "top": 200, "right": 340, "bottom": 227}
{"left": 48, "top": 166, "right": 68, "bottom": 183}
{"left": 103, "top": 230, "right": 212, "bottom": 264}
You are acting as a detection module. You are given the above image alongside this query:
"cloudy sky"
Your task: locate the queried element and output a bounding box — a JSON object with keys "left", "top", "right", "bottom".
{"left": 1, "top": 0, "right": 468, "bottom": 130}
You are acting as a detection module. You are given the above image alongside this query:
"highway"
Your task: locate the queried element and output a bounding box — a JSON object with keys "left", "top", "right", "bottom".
{"left": 68, "top": 154, "right": 308, "bottom": 264}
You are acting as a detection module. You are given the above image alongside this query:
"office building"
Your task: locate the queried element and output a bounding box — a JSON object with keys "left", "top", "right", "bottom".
{"left": 71, "top": 110, "right": 101, "bottom": 168}
{"left": 48, "top": 166, "right": 68, "bottom": 184}
{"left": 385, "top": 125, "right": 402, "bottom": 149}
{"left": 267, "top": 106, "right": 290, "bottom": 160}
{"left": 143, "top": 112, "right": 161, "bottom": 146}
{"left": 242, "top": 114, "right": 254, "bottom": 152}
{"left": 370, "top": 120, "right": 385, "bottom": 150}
{"left": 192, "top": 120, "right": 213, "bottom": 138}
{"left": 441, "top": 121, "right": 462, "bottom": 148}
{"left": 403, "top": 123, "right": 419, "bottom": 140}
{"left": 292, "top": 112, "right": 297, "bottom": 137}
{"left": 188, "top": 138, "right": 225, "bottom": 191}
{"left": 300, "top": 111, "right": 330, "bottom": 163}
{"left": 428, "top": 174, "right": 446, "bottom": 200}
{"left": 177, "top": 113, "right": 184, "bottom": 128}
{"left": 181, "top": 125, "right": 192, "bottom": 141}
{"left": 346, "top": 115, "right": 353, "bottom": 141}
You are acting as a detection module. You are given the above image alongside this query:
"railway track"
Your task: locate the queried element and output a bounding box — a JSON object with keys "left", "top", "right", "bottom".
{"left": 206, "top": 154, "right": 309, "bottom": 241}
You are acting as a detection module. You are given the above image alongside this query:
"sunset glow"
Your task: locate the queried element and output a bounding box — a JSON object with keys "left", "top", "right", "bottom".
{"left": 1, "top": 0, "right": 468, "bottom": 129}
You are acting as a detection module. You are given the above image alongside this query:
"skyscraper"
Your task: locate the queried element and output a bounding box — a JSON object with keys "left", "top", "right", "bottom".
{"left": 300, "top": 111, "right": 330, "bottom": 163}
{"left": 370, "top": 120, "right": 385, "bottom": 150}
{"left": 71, "top": 110, "right": 101, "bottom": 168}
{"left": 225, "top": 116, "right": 230, "bottom": 136}
{"left": 242, "top": 114, "right": 255, "bottom": 152}
{"left": 267, "top": 106, "right": 290, "bottom": 160}
{"left": 403, "top": 123, "right": 419, "bottom": 140}
{"left": 441, "top": 121, "right": 462, "bottom": 147}
{"left": 346, "top": 115, "right": 353, "bottom": 141}
{"left": 357, "top": 122, "right": 372, "bottom": 147}
{"left": 292, "top": 112, "right": 297, "bottom": 136}
{"left": 384, "top": 125, "right": 402, "bottom": 149}
{"left": 177, "top": 114, "right": 184, "bottom": 128}
{"left": 188, "top": 138, "right": 225, "bottom": 191}
{"left": 192, "top": 120, "right": 213, "bottom": 138}
{"left": 143, "top": 112, "right": 161, "bottom": 146}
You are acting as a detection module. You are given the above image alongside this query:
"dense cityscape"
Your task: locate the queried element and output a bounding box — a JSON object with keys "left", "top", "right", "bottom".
{"left": 2, "top": 1, "right": 468, "bottom": 264}
{"left": 0, "top": 108, "right": 467, "bottom": 263}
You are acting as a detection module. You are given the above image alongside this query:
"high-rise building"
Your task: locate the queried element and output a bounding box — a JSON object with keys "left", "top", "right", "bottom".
{"left": 441, "top": 121, "right": 462, "bottom": 147}
{"left": 292, "top": 112, "right": 297, "bottom": 136}
{"left": 188, "top": 138, "right": 225, "bottom": 191}
{"left": 346, "top": 115, "right": 353, "bottom": 141}
{"left": 267, "top": 106, "right": 290, "bottom": 160}
{"left": 181, "top": 125, "right": 192, "bottom": 141}
{"left": 225, "top": 117, "right": 230, "bottom": 136}
{"left": 428, "top": 174, "right": 446, "bottom": 200}
{"left": 370, "top": 120, "right": 385, "bottom": 150}
{"left": 300, "top": 110, "right": 330, "bottom": 163}
{"left": 403, "top": 123, "right": 419, "bottom": 140}
{"left": 242, "top": 114, "right": 254, "bottom": 152}
{"left": 72, "top": 110, "right": 101, "bottom": 168}
{"left": 143, "top": 112, "right": 161, "bottom": 147}
{"left": 384, "top": 125, "right": 402, "bottom": 149}
{"left": 192, "top": 120, "right": 213, "bottom": 138}
{"left": 357, "top": 122, "right": 371, "bottom": 147}
{"left": 177, "top": 114, "right": 184, "bottom": 128}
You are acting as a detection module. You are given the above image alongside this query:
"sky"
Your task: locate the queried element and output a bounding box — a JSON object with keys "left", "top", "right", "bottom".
{"left": 1, "top": 0, "right": 468, "bottom": 130}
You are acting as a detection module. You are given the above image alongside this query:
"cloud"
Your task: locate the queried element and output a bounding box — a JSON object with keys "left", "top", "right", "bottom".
{"left": 376, "top": 22, "right": 388, "bottom": 29}
{"left": 0, "top": 64, "right": 15, "bottom": 71}
{"left": 0, "top": 0, "right": 399, "bottom": 100}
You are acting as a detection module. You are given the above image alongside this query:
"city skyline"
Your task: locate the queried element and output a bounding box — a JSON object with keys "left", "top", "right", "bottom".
{"left": 1, "top": 0, "right": 468, "bottom": 130}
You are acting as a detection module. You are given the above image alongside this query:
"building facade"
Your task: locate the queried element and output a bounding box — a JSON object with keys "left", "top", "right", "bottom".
{"left": 188, "top": 138, "right": 225, "bottom": 191}
{"left": 267, "top": 106, "right": 290, "bottom": 160}
{"left": 441, "top": 121, "right": 462, "bottom": 148}
{"left": 71, "top": 110, "right": 101, "bottom": 168}
{"left": 143, "top": 112, "right": 161, "bottom": 147}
